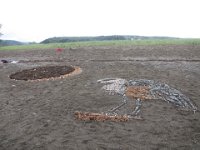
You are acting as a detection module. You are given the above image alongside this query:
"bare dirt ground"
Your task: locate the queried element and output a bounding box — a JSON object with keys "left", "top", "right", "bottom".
{"left": 0, "top": 45, "right": 200, "bottom": 150}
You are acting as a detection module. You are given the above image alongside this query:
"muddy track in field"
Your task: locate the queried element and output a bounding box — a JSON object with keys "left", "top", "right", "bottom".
{"left": 19, "top": 59, "right": 200, "bottom": 63}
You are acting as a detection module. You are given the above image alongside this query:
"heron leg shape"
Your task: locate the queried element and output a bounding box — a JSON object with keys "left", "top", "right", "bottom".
{"left": 107, "top": 95, "right": 128, "bottom": 113}
{"left": 129, "top": 98, "right": 142, "bottom": 116}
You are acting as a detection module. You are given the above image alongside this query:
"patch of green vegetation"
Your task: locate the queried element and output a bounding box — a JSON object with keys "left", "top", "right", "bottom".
{"left": 1, "top": 39, "right": 200, "bottom": 51}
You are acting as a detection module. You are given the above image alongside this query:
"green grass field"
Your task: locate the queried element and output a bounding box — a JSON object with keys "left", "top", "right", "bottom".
{"left": 1, "top": 39, "right": 200, "bottom": 51}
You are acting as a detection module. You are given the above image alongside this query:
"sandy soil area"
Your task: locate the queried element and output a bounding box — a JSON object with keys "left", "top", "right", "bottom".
{"left": 0, "top": 45, "right": 200, "bottom": 149}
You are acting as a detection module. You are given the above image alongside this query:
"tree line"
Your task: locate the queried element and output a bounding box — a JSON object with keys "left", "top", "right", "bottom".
{"left": 41, "top": 35, "right": 176, "bottom": 44}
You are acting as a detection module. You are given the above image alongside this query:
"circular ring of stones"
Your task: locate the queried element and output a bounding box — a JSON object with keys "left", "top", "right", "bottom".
{"left": 9, "top": 65, "right": 81, "bottom": 81}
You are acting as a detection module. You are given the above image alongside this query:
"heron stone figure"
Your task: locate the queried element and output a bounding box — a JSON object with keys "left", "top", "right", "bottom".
{"left": 97, "top": 78, "right": 197, "bottom": 117}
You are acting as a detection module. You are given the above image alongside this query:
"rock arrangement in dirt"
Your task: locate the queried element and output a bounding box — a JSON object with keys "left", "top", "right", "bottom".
{"left": 97, "top": 78, "right": 197, "bottom": 117}
{"left": 74, "top": 111, "right": 132, "bottom": 122}
{"left": 74, "top": 78, "right": 197, "bottom": 122}
{"left": 128, "top": 79, "right": 197, "bottom": 110}
{"left": 9, "top": 65, "right": 81, "bottom": 81}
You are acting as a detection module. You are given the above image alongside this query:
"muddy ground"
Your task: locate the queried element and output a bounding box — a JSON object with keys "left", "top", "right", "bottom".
{"left": 0, "top": 45, "right": 200, "bottom": 150}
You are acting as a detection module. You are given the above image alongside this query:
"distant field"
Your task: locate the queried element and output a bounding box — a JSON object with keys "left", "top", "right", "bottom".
{"left": 1, "top": 39, "right": 200, "bottom": 51}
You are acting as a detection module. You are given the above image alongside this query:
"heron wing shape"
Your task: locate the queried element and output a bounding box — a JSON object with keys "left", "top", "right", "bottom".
{"left": 129, "top": 79, "right": 197, "bottom": 111}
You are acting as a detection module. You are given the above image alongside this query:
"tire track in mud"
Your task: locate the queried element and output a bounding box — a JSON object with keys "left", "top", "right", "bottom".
{"left": 18, "top": 59, "right": 200, "bottom": 63}
{"left": 90, "top": 59, "right": 200, "bottom": 62}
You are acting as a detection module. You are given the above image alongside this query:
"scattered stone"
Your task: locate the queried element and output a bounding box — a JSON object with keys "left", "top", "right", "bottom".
{"left": 1, "top": 60, "right": 9, "bottom": 63}
{"left": 1, "top": 59, "right": 19, "bottom": 64}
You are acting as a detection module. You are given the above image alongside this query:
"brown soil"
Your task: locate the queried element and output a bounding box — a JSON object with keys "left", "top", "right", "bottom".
{"left": 9, "top": 66, "right": 75, "bottom": 81}
{"left": 0, "top": 45, "right": 200, "bottom": 149}
{"left": 125, "top": 86, "right": 152, "bottom": 100}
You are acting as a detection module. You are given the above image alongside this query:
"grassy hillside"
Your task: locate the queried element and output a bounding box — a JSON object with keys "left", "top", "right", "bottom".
{"left": 0, "top": 40, "right": 25, "bottom": 46}
{"left": 40, "top": 35, "right": 176, "bottom": 44}
{"left": 1, "top": 39, "right": 200, "bottom": 51}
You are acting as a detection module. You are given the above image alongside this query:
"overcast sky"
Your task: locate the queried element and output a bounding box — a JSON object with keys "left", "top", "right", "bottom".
{"left": 0, "top": 0, "right": 200, "bottom": 42}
